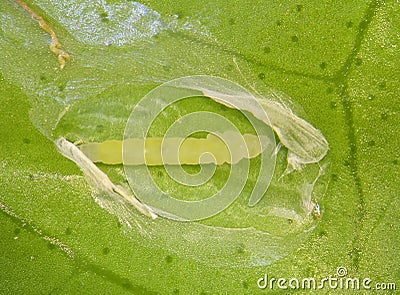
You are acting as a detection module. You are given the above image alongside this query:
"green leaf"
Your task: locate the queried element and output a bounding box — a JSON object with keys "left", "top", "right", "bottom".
{"left": 1, "top": 0, "right": 398, "bottom": 294}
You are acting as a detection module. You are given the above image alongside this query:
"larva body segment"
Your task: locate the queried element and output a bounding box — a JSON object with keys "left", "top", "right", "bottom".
{"left": 79, "top": 140, "right": 123, "bottom": 164}
{"left": 79, "top": 132, "right": 270, "bottom": 166}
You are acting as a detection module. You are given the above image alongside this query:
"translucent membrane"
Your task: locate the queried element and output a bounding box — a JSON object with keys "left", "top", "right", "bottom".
{"left": 1, "top": 1, "right": 330, "bottom": 266}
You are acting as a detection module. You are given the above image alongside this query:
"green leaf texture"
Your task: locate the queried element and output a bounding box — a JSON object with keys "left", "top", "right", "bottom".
{"left": 0, "top": 0, "right": 398, "bottom": 294}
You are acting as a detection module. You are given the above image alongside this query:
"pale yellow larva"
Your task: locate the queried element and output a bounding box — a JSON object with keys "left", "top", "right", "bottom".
{"left": 79, "top": 131, "right": 270, "bottom": 166}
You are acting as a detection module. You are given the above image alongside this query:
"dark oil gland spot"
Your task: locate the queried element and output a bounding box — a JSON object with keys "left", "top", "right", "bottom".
{"left": 346, "top": 21, "right": 353, "bottom": 28}
{"left": 48, "top": 242, "right": 56, "bottom": 250}
{"left": 326, "top": 87, "right": 334, "bottom": 94}
{"left": 354, "top": 58, "right": 363, "bottom": 66}
{"left": 263, "top": 46, "right": 271, "bottom": 54}
{"left": 165, "top": 255, "right": 173, "bottom": 263}
{"left": 320, "top": 62, "right": 327, "bottom": 70}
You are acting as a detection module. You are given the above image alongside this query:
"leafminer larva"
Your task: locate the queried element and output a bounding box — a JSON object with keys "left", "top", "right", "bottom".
{"left": 79, "top": 131, "right": 272, "bottom": 166}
